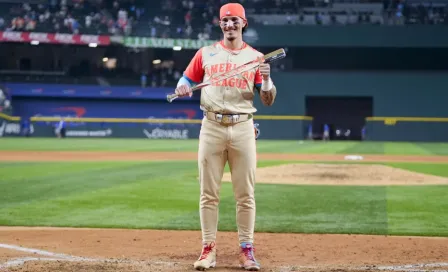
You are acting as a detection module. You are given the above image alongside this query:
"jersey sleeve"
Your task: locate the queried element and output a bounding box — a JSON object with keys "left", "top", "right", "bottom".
{"left": 183, "top": 48, "right": 204, "bottom": 84}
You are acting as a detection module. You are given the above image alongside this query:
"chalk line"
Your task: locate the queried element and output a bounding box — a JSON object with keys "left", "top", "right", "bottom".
{"left": 0, "top": 243, "right": 94, "bottom": 261}
{"left": 375, "top": 270, "right": 448, "bottom": 272}
{"left": 0, "top": 242, "right": 182, "bottom": 271}
{"left": 359, "top": 262, "right": 448, "bottom": 272}
{"left": 0, "top": 257, "right": 62, "bottom": 270}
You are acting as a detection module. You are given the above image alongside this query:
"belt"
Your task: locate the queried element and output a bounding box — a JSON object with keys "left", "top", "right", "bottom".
{"left": 204, "top": 111, "right": 252, "bottom": 126}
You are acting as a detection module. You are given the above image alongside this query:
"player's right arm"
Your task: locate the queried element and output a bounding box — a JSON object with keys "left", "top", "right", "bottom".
{"left": 175, "top": 48, "right": 204, "bottom": 97}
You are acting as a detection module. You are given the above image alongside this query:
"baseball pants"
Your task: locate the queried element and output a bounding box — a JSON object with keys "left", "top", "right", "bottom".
{"left": 198, "top": 116, "right": 257, "bottom": 244}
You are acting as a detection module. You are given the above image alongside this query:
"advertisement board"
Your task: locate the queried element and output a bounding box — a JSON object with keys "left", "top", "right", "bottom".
{"left": 0, "top": 31, "right": 111, "bottom": 46}
{"left": 13, "top": 97, "right": 201, "bottom": 119}
{"left": 29, "top": 122, "right": 200, "bottom": 139}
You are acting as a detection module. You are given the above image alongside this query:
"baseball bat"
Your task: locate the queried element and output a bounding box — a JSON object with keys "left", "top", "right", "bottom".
{"left": 166, "top": 48, "right": 286, "bottom": 103}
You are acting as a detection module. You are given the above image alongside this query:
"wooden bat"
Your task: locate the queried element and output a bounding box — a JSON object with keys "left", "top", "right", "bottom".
{"left": 166, "top": 48, "right": 286, "bottom": 103}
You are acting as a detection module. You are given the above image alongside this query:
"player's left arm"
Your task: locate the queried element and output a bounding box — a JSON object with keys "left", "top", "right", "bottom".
{"left": 254, "top": 62, "right": 277, "bottom": 106}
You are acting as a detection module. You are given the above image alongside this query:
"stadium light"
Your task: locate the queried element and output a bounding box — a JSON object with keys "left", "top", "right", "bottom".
{"left": 152, "top": 59, "right": 161, "bottom": 64}
{"left": 88, "top": 43, "right": 98, "bottom": 48}
{"left": 30, "top": 40, "right": 39, "bottom": 45}
{"left": 173, "top": 46, "right": 182, "bottom": 51}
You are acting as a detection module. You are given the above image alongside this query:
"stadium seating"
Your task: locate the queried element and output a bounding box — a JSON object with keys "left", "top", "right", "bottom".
{"left": 0, "top": 0, "right": 446, "bottom": 38}
{"left": 0, "top": 0, "right": 446, "bottom": 88}
{"left": 0, "top": 0, "right": 145, "bottom": 35}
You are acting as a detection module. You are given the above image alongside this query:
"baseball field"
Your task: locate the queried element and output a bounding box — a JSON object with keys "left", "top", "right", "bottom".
{"left": 0, "top": 138, "right": 447, "bottom": 272}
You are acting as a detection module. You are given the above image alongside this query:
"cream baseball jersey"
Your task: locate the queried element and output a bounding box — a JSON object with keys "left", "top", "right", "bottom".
{"left": 183, "top": 41, "right": 264, "bottom": 114}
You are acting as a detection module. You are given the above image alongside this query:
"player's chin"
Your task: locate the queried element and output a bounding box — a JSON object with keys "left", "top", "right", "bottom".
{"left": 224, "top": 32, "right": 237, "bottom": 41}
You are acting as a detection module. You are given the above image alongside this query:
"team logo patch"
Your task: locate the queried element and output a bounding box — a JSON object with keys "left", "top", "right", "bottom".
{"left": 226, "top": 11, "right": 230, "bottom": 15}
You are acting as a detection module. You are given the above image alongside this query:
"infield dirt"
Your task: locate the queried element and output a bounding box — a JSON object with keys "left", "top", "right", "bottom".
{"left": 0, "top": 151, "right": 447, "bottom": 272}
{"left": 1, "top": 151, "right": 448, "bottom": 163}
{"left": 223, "top": 163, "right": 448, "bottom": 186}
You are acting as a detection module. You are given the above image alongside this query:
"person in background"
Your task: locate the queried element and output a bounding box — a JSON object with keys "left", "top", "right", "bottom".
{"left": 21, "top": 118, "right": 31, "bottom": 137}
{"left": 2, "top": 100, "right": 12, "bottom": 115}
{"left": 0, "top": 16, "right": 4, "bottom": 30}
{"left": 323, "top": 123, "right": 330, "bottom": 141}
{"left": 0, "top": 90, "right": 4, "bottom": 113}
{"left": 55, "top": 117, "right": 66, "bottom": 138}
{"left": 307, "top": 124, "right": 313, "bottom": 140}
{"left": 141, "top": 73, "right": 147, "bottom": 88}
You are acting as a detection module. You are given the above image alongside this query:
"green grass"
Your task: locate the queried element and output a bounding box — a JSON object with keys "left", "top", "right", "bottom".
{"left": 387, "top": 185, "right": 448, "bottom": 236}
{"left": 0, "top": 160, "right": 447, "bottom": 236}
{"left": 1, "top": 138, "right": 448, "bottom": 155}
{"left": 416, "top": 143, "right": 448, "bottom": 156}
{"left": 386, "top": 162, "right": 448, "bottom": 177}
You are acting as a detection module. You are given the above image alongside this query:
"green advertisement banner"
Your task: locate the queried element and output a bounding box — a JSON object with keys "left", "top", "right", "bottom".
{"left": 124, "top": 37, "right": 217, "bottom": 49}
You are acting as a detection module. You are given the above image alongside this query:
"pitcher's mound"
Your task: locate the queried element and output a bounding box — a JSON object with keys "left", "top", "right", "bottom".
{"left": 222, "top": 163, "right": 448, "bottom": 186}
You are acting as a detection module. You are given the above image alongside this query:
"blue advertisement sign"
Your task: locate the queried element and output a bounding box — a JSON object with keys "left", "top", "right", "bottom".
{"left": 5, "top": 83, "right": 196, "bottom": 101}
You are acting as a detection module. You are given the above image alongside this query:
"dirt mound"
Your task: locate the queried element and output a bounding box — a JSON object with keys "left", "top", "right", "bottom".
{"left": 223, "top": 163, "right": 448, "bottom": 186}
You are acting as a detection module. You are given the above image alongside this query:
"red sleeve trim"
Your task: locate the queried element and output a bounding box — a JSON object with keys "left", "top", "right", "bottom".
{"left": 183, "top": 48, "right": 204, "bottom": 83}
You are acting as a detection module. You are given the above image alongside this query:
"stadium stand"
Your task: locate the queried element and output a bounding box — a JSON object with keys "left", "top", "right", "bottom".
{"left": 1, "top": 0, "right": 446, "bottom": 37}
{"left": 131, "top": 0, "right": 448, "bottom": 38}
{"left": 0, "top": 0, "right": 446, "bottom": 88}
{"left": 246, "top": 0, "right": 448, "bottom": 25}
{"left": 0, "top": 0, "right": 145, "bottom": 35}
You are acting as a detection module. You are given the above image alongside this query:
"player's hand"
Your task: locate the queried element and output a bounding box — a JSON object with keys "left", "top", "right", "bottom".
{"left": 175, "top": 84, "right": 193, "bottom": 97}
{"left": 259, "top": 63, "right": 270, "bottom": 80}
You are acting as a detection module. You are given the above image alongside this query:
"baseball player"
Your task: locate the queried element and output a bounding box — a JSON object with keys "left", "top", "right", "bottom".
{"left": 174, "top": 3, "right": 277, "bottom": 271}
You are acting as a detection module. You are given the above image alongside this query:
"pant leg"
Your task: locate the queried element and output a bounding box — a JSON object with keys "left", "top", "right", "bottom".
{"left": 227, "top": 118, "right": 257, "bottom": 244}
{"left": 198, "top": 117, "right": 228, "bottom": 243}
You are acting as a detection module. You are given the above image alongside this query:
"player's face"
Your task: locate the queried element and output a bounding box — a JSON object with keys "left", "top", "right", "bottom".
{"left": 220, "top": 16, "right": 246, "bottom": 41}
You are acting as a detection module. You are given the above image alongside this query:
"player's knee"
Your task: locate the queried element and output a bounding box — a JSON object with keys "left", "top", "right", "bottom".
{"left": 200, "top": 192, "right": 220, "bottom": 206}
{"left": 235, "top": 194, "right": 255, "bottom": 208}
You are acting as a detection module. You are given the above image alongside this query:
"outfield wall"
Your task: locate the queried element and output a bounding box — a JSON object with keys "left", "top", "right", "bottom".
{"left": 365, "top": 118, "right": 448, "bottom": 142}
{"left": 4, "top": 82, "right": 312, "bottom": 140}
{"left": 0, "top": 114, "right": 311, "bottom": 140}
{"left": 267, "top": 71, "right": 447, "bottom": 117}
{"left": 0, "top": 113, "right": 24, "bottom": 137}
{"left": 259, "top": 71, "right": 448, "bottom": 142}
{"left": 5, "top": 71, "right": 448, "bottom": 142}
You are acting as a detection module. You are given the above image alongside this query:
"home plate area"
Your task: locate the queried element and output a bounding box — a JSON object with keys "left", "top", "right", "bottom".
{"left": 1, "top": 227, "right": 448, "bottom": 272}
